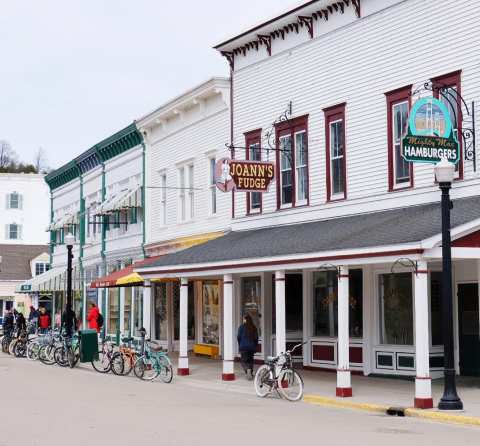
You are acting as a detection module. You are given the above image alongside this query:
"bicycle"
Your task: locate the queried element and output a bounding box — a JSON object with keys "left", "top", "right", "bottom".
{"left": 39, "top": 331, "right": 63, "bottom": 365}
{"left": 111, "top": 337, "right": 139, "bottom": 376}
{"left": 54, "top": 333, "right": 80, "bottom": 368}
{"left": 254, "top": 342, "right": 305, "bottom": 401}
{"left": 133, "top": 332, "right": 173, "bottom": 383}
{"left": 91, "top": 339, "right": 123, "bottom": 374}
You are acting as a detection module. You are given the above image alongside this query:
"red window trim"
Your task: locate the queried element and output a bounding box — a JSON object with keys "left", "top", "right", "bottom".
{"left": 244, "top": 129, "right": 263, "bottom": 215}
{"left": 274, "top": 115, "right": 309, "bottom": 210}
{"left": 432, "top": 70, "right": 463, "bottom": 180}
{"left": 385, "top": 85, "right": 413, "bottom": 192}
{"left": 324, "top": 103, "right": 347, "bottom": 202}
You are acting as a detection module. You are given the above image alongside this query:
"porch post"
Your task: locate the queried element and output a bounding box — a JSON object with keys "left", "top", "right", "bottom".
{"left": 337, "top": 266, "right": 352, "bottom": 397}
{"left": 178, "top": 277, "right": 190, "bottom": 375}
{"left": 222, "top": 274, "right": 235, "bottom": 380}
{"left": 275, "top": 270, "right": 286, "bottom": 355}
{"left": 414, "top": 260, "right": 433, "bottom": 408}
{"left": 142, "top": 280, "right": 151, "bottom": 338}
{"left": 119, "top": 286, "right": 125, "bottom": 335}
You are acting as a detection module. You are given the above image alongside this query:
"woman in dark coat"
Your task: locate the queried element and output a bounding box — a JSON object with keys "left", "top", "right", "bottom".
{"left": 237, "top": 314, "right": 258, "bottom": 380}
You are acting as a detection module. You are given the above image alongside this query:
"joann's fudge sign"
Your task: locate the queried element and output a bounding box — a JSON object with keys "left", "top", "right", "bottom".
{"left": 215, "top": 158, "right": 275, "bottom": 192}
{"left": 402, "top": 97, "right": 460, "bottom": 164}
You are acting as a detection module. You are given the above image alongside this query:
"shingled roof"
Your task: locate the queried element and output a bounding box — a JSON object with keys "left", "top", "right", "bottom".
{"left": 0, "top": 245, "right": 48, "bottom": 281}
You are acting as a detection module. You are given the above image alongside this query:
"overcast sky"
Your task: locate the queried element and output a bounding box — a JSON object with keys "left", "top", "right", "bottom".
{"left": 0, "top": 0, "right": 298, "bottom": 170}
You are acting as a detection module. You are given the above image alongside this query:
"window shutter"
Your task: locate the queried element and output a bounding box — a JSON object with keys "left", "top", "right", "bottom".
{"left": 6, "top": 194, "right": 10, "bottom": 209}
{"left": 5, "top": 224, "right": 9, "bottom": 239}
{"left": 18, "top": 194, "right": 23, "bottom": 210}
{"left": 18, "top": 225, "right": 22, "bottom": 240}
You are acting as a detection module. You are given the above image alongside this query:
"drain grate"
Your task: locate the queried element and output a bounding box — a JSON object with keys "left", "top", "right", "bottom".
{"left": 386, "top": 407, "right": 406, "bottom": 417}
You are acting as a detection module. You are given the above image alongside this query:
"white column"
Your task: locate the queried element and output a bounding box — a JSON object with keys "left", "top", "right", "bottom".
{"left": 222, "top": 274, "right": 235, "bottom": 380}
{"left": 119, "top": 286, "right": 125, "bottom": 335}
{"left": 275, "top": 270, "right": 286, "bottom": 356}
{"left": 142, "top": 280, "right": 152, "bottom": 338}
{"left": 178, "top": 277, "right": 189, "bottom": 375}
{"left": 337, "top": 266, "right": 352, "bottom": 397}
{"left": 414, "top": 260, "right": 433, "bottom": 409}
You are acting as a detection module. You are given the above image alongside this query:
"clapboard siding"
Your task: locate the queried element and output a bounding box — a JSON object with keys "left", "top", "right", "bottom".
{"left": 231, "top": 0, "right": 480, "bottom": 230}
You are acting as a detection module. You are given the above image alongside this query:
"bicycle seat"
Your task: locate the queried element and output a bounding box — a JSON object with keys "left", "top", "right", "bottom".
{"left": 266, "top": 356, "right": 278, "bottom": 364}
{"left": 147, "top": 341, "right": 163, "bottom": 352}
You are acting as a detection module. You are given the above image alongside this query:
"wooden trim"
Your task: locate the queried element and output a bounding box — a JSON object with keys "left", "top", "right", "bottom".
{"left": 325, "top": 104, "right": 347, "bottom": 202}
{"left": 385, "top": 85, "right": 413, "bottom": 191}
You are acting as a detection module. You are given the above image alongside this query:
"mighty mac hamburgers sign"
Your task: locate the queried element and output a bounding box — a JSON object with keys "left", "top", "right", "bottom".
{"left": 215, "top": 158, "right": 275, "bottom": 192}
{"left": 402, "top": 97, "right": 460, "bottom": 164}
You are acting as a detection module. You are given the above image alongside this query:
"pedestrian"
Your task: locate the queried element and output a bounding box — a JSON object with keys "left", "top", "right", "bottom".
{"left": 61, "top": 307, "right": 77, "bottom": 337}
{"left": 86, "top": 302, "right": 100, "bottom": 332}
{"left": 3, "top": 310, "right": 15, "bottom": 337}
{"left": 28, "top": 306, "right": 39, "bottom": 323}
{"left": 38, "top": 307, "right": 51, "bottom": 334}
{"left": 237, "top": 314, "right": 258, "bottom": 380}
{"left": 15, "top": 311, "right": 27, "bottom": 333}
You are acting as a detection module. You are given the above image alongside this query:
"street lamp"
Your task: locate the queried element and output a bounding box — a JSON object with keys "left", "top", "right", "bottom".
{"left": 434, "top": 158, "right": 463, "bottom": 411}
{"left": 64, "top": 233, "right": 75, "bottom": 337}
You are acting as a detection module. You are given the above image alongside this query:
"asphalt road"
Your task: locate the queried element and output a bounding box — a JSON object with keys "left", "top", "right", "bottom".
{"left": 0, "top": 354, "right": 478, "bottom": 446}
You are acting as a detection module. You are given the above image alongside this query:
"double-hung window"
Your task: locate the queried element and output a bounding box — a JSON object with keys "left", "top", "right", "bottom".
{"left": 6, "top": 223, "right": 21, "bottom": 240}
{"left": 275, "top": 116, "right": 308, "bottom": 209}
{"left": 325, "top": 104, "right": 346, "bottom": 201}
{"left": 245, "top": 129, "right": 262, "bottom": 213}
{"left": 6, "top": 192, "right": 22, "bottom": 209}
{"left": 209, "top": 158, "right": 217, "bottom": 215}
{"left": 160, "top": 173, "right": 167, "bottom": 225}
{"left": 178, "top": 164, "right": 194, "bottom": 222}
{"left": 187, "top": 164, "right": 194, "bottom": 220}
{"left": 386, "top": 86, "right": 412, "bottom": 190}
{"left": 433, "top": 71, "right": 462, "bottom": 179}
{"left": 178, "top": 167, "right": 186, "bottom": 222}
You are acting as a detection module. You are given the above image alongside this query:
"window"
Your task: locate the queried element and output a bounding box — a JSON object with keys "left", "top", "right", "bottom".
{"left": 312, "top": 269, "right": 363, "bottom": 337}
{"left": 154, "top": 283, "right": 168, "bottom": 341}
{"left": 202, "top": 281, "right": 220, "bottom": 345}
{"left": 124, "top": 287, "right": 132, "bottom": 335}
{"left": 6, "top": 192, "right": 22, "bottom": 209}
{"left": 241, "top": 277, "right": 262, "bottom": 336}
{"left": 5, "top": 223, "right": 22, "bottom": 240}
{"left": 35, "top": 263, "right": 50, "bottom": 276}
{"left": 188, "top": 164, "right": 194, "bottom": 219}
{"left": 178, "top": 167, "right": 186, "bottom": 222}
{"left": 209, "top": 158, "right": 217, "bottom": 215}
{"left": 160, "top": 173, "right": 167, "bottom": 225}
{"left": 245, "top": 130, "right": 262, "bottom": 213}
{"left": 386, "top": 86, "right": 413, "bottom": 190}
{"left": 325, "top": 104, "right": 346, "bottom": 200}
{"left": 379, "top": 272, "right": 413, "bottom": 345}
{"left": 275, "top": 116, "right": 308, "bottom": 209}
{"left": 433, "top": 71, "right": 463, "bottom": 179}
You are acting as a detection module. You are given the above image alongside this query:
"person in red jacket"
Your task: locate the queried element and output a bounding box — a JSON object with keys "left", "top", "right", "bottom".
{"left": 87, "top": 302, "right": 100, "bottom": 332}
{"left": 38, "top": 307, "right": 51, "bottom": 334}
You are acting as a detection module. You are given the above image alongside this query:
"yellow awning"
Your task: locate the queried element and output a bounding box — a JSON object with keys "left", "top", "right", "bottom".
{"left": 116, "top": 272, "right": 144, "bottom": 286}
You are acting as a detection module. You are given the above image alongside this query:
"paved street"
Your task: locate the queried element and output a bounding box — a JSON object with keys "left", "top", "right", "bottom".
{"left": 0, "top": 354, "right": 478, "bottom": 446}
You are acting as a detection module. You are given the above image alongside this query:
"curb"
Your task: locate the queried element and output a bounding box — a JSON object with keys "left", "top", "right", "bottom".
{"left": 303, "top": 394, "right": 480, "bottom": 427}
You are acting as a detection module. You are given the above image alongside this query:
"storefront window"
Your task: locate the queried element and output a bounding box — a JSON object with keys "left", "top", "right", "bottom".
{"left": 241, "top": 277, "right": 261, "bottom": 336}
{"left": 133, "top": 287, "right": 143, "bottom": 336}
{"left": 154, "top": 283, "right": 168, "bottom": 341}
{"left": 124, "top": 287, "right": 132, "bottom": 335}
{"left": 272, "top": 273, "right": 303, "bottom": 336}
{"left": 312, "top": 270, "right": 363, "bottom": 338}
{"left": 202, "top": 281, "right": 220, "bottom": 345}
{"left": 173, "top": 282, "right": 195, "bottom": 341}
{"left": 430, "top": 272, "right": 443, "bottom": 346}
{"left": 108, "top": 288, "right": 120, "bottom": 334}
{"left": 73, "top": 290, "right": 82, "bottom": 327}
{"left": 379, "top": 272, "right": 413, "bottom": 345}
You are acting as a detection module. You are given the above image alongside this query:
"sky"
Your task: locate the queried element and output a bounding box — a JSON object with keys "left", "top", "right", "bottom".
{"left": 0, "top": 0, "right": 299, "bottom": 170}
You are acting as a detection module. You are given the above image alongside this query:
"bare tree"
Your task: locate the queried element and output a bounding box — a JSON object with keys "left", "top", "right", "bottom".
{"left": 0, "top": 140, "right": 17, "bottom": 169}
{"left": 33, "top": 147, "right": 49, "bottom": 173}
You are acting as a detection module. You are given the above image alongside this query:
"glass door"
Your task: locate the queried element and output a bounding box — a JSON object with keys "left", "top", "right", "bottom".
{"left": 154, "top": 283, "right": 168, "bottom": 341}
{"left": 201, "top": 281, "right": 220, "bottom": 345}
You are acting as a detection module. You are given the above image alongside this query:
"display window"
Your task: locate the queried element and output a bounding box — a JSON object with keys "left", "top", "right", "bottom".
{"left": 154, "top": 283, "right": 168, "bottom": 341}
{"left": 133, "top": 287, "right": 143, "bottom": 336}
{"left": 124, "top": 287, "right": 132, "bottom": 335}
{"left": 202, "top": 281, "right": 220, "bottom": 345}
{"left": 241, "top": 277, "right": 262, "bottom": 336}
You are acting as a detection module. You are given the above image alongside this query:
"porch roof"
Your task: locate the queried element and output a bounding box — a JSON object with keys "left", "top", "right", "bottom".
{"left": 136, "top": 196, "right": 480, "bottom": 274}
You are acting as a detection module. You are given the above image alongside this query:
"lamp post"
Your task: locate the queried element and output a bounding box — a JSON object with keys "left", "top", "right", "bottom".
{"left": 64, "top": 233, "right": 75, "bottom": 337}
{"left": 434, "top": 158, "right": 463, "bottom": 411}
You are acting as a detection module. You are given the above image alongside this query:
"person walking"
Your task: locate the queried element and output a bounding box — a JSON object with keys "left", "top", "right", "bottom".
{"left": 15, "top": 311, "right": 27, "bottom": 333}
{"left": 3, "top": 310, "right": 15, "bottom": 337}
{"left": 38, "top": 307, "right": 51, "bottom": 334}
{"left": 237, "top": 314, "right": 258, "bottom": 380}
{"left": 86, "top": 302, "right": 100, "bottom": 332}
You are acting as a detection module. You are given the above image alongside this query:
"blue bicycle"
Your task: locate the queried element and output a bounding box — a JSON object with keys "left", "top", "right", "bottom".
{"left": 133, "top": 332, "right": 173, "bottom": 383}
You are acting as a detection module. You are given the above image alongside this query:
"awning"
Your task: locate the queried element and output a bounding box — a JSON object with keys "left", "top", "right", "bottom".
{"left": 17, "top": 266, "right": 66, "bottom": 293}
{"left": 89, "top": 256, "right": 161, "bottom": 288}
{"left": 46, "top": 212, "right": 79, "bottom": 232}
{"left": 95, "top": 185, "right": 141, "bottom": 216}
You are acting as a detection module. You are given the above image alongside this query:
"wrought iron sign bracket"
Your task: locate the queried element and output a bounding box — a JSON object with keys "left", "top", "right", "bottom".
{"left": 316, "top": 263, "right": 342, "bottom": 276}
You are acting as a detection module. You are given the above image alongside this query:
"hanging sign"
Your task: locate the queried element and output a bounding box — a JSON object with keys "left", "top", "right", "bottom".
{"left": 215, "top": 158, "right": 275, "bottom": 193}
{"left": 402, "top": 97, "right": 460, "bottom": 164}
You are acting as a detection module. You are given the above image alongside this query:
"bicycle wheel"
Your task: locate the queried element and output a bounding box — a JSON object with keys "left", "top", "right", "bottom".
{"left": 1, "top": 336, "right": 9, "bottom": 353}
{"left": 122, "top": 353, "right": 134, "bottom": 376}
{"left": 254, "top": 365, "right": 274, "bottom": 398}
{"left": 54, "top": 346, "right": 69, "bottom": 367}
{"left": 91, "top": 351, "right": 111, "bottom": 373}
{"left": 158, "top": 356, "right": 173, "bottom": 383}
{"left": 276, "top": 368, "right": 304, "bottom": 402}
{"left": 39, "top": 345, "right": 56, "bottom": 365}
{"left": 68, "top": 345, "right": 80, "bottom": 368}
{"left": 8, "top": 339, "right": 17, "bottom": 355}
{"left": 27, "top": 342, "right": 40, "bottom": 361}
{"left": 134, "top": 356, "right": 159, "bottom": 381}
{"left": 110, "top": 352, "right": 125, "bottom": 376}
{"left": 14, "top": 341, "right": 27, "bottom": 358}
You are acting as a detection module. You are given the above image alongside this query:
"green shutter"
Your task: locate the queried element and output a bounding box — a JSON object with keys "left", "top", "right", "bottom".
{"left": 130, "top": 207, "right": 137, "bottom": 224}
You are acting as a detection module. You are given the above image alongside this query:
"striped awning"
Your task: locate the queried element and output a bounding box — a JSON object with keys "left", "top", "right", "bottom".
{"left": 16, "top": 266, "right": 66, "bottom": 293}
{"left": 95, "top": 185, "right": 141, "bottom": 216}
{"left": 46, "top": 212, "right": 79, "bottom": 232}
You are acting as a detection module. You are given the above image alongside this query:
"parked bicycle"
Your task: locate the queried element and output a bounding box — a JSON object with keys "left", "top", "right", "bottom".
{"left": 133, "top": 329, "right": 173, "bottom": 383}
{"left": 254, "top": 342, "right": 305, "bottom": 401}
{"left": 91, "top": 338, "right": 123, "bottom": 374}
{"left": 54, "top": 333, "right": 80, "bottom": 368}
{"left": 111, "top": 337, "right": 139, "bottom": 376}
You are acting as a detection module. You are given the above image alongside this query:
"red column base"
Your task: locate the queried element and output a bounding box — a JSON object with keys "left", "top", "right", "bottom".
{"left": 414, "top": 398, "right": 433, "bottom": 409}
{"left": 222, "top": 373, "right": 236, "bottom": 381}
{"left": 336, "top": 387, "right": 353, "bottom": 398}
{"left": 177, "top": 368, "right": 190, "bottom": 376}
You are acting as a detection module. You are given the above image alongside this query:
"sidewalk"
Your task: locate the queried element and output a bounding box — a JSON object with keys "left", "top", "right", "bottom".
{"left": 167, "top": 354, "right": 480, "bottom": 424}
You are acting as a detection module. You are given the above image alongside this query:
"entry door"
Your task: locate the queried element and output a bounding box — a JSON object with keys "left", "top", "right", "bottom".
{"left": 458, "top": 283, "right": 480, "bottom": 376}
